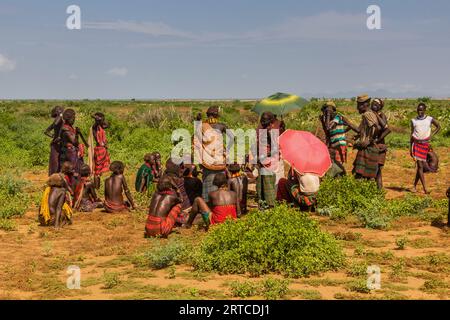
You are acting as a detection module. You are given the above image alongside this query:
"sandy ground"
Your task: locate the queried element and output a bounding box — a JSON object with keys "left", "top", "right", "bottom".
{"left": 0, "top": 147, "right": 449, "bottom": 300}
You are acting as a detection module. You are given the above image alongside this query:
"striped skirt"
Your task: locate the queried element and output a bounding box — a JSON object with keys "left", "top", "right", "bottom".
{"left": 145, "top": 204, "right": 181, "bottom": 238}
{"left": 353, "top": 146, "right": 380, "bottom": 179}
{"left": 412, "top": 139, "right": 430, "bottom": 162}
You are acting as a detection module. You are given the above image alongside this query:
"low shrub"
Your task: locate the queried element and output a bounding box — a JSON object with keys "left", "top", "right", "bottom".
{"left": 141, "top": 238, "right": 191, "bottom": 270}
{"left": 0, "top": 174, "right": 29, "bottom": 219}
{"left": 229, "top": 278, "right": 290, "bottom": 300}
{"left": 261, "top": 278, "right": 290, "bottom": 300}
{"left": 193, "top": 205, "right": 345, "bottom": 278}
{"left": 318, "top": 176, "right": 435, "bottom": 229}
{"left": 229, "top": 281, "right": 259, "bottom": 298}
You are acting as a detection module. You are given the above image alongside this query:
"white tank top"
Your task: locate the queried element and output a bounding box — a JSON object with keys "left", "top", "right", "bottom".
{"left": 412, "top": 116, "right": 433, "bottom": 140}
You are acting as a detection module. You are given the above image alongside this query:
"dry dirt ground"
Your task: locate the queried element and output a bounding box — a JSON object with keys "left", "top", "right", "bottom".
{"left": 0, "top": 147, "right": 449, "bottom": 300}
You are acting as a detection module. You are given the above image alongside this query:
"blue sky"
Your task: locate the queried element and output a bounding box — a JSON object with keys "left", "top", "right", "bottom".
{"left": 1, "top": 0, "right": 450, "bottom": 99}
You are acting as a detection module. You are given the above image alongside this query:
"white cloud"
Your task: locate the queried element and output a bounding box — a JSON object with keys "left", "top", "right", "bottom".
{"left": 86, "top": 11, "right": 418, "bottom": 49}
{"left": 0, "top": 54, "right": 16, "bottom": 72}
{"left": 69, "top": 74, "right": 78, "bottom": 80}
{"left": 107, "top": 67, "right": 128, "bottom": 77}
{"left": 85, "top": 20, "right": 196, "bottom": 39}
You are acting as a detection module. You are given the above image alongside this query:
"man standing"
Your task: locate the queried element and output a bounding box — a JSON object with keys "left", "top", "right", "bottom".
{"left": 196, "top": 106, "right": 229, "bottom": 202}
{"left": 88, "top": 113, "right": 111, "bottom": 189}
{"left": 352, "top": 95, "right": 382, "bottom": 183}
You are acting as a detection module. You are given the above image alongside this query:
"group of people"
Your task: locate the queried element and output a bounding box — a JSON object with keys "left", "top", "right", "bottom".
{"left": 38, "top": 97, "right": 446, "bottom": 233}
{"left": 317, "top": 95, "right": 441, "bottom": 194}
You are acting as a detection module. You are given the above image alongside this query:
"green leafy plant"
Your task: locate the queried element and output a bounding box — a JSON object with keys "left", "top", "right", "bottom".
{"left": 229, "top": 281, "right": 259, "bottom": 298}
{"left": 140, "top": 238, "right": 191, "bottom": 270}
{"left": 395, "top": 237, "right": 408, "bottom": 250}
{"left": 193, "top": 204, "right": 345, "bottom": 278}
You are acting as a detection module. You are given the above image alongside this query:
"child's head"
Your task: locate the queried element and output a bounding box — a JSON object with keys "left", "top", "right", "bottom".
{"left": 144, "top": 153, "right": 154, "bottom": 163}
{"left": 62, "top": 109, "right": 76, "bottom": 125}
{"left": 228, "top": 163, "right": 241, "bottom": 174}
{"left": 48, "top": 174, "right": 64, "bottom": 188}
{"left": 51, "top": 106, "right": 64, "bottom": 118}
{"left": 157, "top": 176, "right": 174, "bottom": 192}
{"left": 371, "top": 98, "right": 384, "bottom": 112}
{"left": 80, "top": 164, "right": 91, "bottom": 178}
{"left": 183, "top": 165, "right": 198, "bottom": 177}
{"left": 213, "top": 172, "right": 228, "bottom": 188}
{"left": 110, "top": 161, "right": 125, "bottom": 175}
{"left": 61, "top": 161, "right": 74, "bottom": 174}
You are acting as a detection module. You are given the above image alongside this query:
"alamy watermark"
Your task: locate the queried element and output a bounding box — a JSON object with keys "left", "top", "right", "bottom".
{"left": 367, "top": 5, "right": 382, "bottom": 30}
{"left": 66, "top": 5, "right": 81, "bottom": 30}
{"left": 66, "top": 265, "right": 81, "bottom": 289}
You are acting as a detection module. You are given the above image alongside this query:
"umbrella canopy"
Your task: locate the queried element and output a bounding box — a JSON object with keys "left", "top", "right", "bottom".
{"left": 252, "top": 92, "right": 308, "bottom": 116}
{"left": 279, "top": 130, "right": 331, "bottom": 177}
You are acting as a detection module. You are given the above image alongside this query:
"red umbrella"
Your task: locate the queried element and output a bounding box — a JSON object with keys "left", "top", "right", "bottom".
{"left": 279, "top": 130, "right": 331, "bottom": 177}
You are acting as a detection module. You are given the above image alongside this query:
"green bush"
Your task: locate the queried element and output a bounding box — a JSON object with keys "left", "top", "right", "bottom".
{"left": 261, "top": 278, "right": 290, "bottom": 300}
{"left": 141, "top": 238, "right": 191, "bottom": 270}
{"left": 0, "top": 219, "right": 17, "bottom": 231}
{"left": 318, "top": 176, "right": 434, "bottom": 229}
{"left": 229, "top": 278, "right": 290, "bottom": 300}
{"left": 229, "top": 281, "right": 259, "bottom": 298}
{"left": 0, "top": 174, "right": 29, "bottom": 219}
{"left": 317, "top": 176, "right": 385, "bottom": 220}
{"left": 193, "top": 205, "right": 345, "bottom": 278}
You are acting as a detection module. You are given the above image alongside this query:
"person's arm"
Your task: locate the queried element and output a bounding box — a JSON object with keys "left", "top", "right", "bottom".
{"left": 375, "top": 115, "right": 391, "bottom": 144}
{"left": 341, "top": 115, "right": 360, "bottom": 133}
{"left": 122, "top": 177, "right": 136, "bottom": 209}
{"left": 44, "top": 122, "right": 56, "bottom": 138}
{"left": 431, "top": 118, "right": 441, "bottom": 138}
{"left": 234, "top": 192, "right": 241, "bottom": 217}
{"left": 88, "top": 184, "right": 100, "bottom": 202}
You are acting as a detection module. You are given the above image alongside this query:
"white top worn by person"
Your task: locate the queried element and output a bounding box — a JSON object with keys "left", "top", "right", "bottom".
{"left": 411, "top": 116, "right": 433, "bottom": 141}
{"left": 298, "top": 173, "right": 320, "bottom": 194}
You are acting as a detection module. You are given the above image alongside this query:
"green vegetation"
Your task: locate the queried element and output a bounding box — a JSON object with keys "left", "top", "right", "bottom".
{"left": 0, "top": 174, "right": 30, "bottom": 220}
{"left": 318, "top": 176, "right": 436, "bottom": 229}
{"left": 136, "top": 238, "right": 191, "bottom": 270}
{"left": 193, "top": 205, "right": 345, "bottom": 278}
{"left": 229, "top": 278, "right": 290, "bottom": 300}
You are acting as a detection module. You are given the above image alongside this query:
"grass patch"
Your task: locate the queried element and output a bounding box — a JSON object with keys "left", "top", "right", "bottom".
{"left": 135, "top": 238, "right": 191, "bottom": 270}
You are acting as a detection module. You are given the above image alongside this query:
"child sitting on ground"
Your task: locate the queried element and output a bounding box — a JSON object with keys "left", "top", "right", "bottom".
{"left": 145, "top": 176, "right": 183, "bottom": 238}
{"left": 61, "top": 161, "right": 76, "bottom": 197}
{"left": 74, "top": 164, "right": 103, "bottom": 212}
{"left": 104, "top": 161, "right": 136, "bottom": 213}
{"left": 38, "top": 173, "right": 73, "bottom": 229}
{"left": 423, "top": 148, "right": 439, "bottom": 173}
{"left": 185, "top": 173, "right": 240, "bottom": 230}
{"left": 227, "top": 163, "right": 248, "bottom": 216}
{"left": 135, "top": 153, "right": 154, "bottom": 193}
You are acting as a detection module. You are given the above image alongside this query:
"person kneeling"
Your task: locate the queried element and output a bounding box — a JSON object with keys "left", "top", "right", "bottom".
{"left": 145, "top": 176, "right": 182, "bottom": 238}
{"left": 185, "top": 173, "right": 240, "bottom": 230}
{"left": 38, "top": 174, "right": 73, "bottom": 229}
{"left": 277, "top": 169, "right": 320, "bottom": 212}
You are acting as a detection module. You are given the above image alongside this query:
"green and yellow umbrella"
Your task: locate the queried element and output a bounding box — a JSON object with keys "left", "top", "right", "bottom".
{"left": 252, "top": 92, "right": 309, "bottom": 116}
